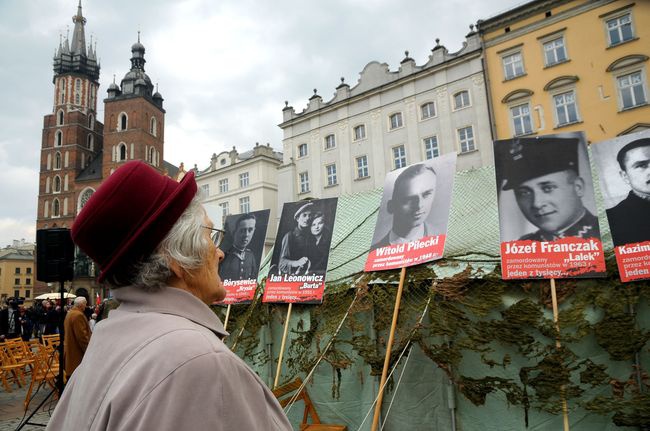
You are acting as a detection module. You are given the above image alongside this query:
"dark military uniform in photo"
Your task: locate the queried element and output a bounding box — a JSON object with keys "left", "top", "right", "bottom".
{"left": 219, "top": 246, "right": 257, "bottom": 280}
{"left": 606, "top": 191, "right": 650, "bottom": 246}
{"left": 496, "top": 137, "right": 600, "bottom": 242}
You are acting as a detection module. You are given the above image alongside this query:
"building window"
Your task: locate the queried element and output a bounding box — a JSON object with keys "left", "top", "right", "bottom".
{"left": 606, "top": 13, "right": 634, "bottom": 46}
{"left": 353, "top": 124, "right": 366, "bottom": 141}
{"left": 502, "top": 52, "right": 525, "bottom": 80}
{"left": 220, "top": 159, "right": 226, "bottom": 166}
{"left": 324, "top": 134, "right": 336, "bottom": 150}
{"left": 87, "top": 134, "right": 94, "bottom": 150}
{"left": 75, "top": 78, "right": 81, "bottom": 105}
{"left": 239, "top": 196, "right": 250, "bottom": 214}
{"left": 543, "top": 37, "right": 567, "bottom": 66}
{"left": 54, "top": 152, "right": 62, "bottom": 170}
{"left": 25, "top": 278, "right": 31, "bottom": 285}
{"left": 392, "top": 145, "right": 406, "bottom": 170}
{"left": 14, "top": 267, "right": 20, "bottom": 274}
{"left": 218, "top": 202, "right": 229, "bottom": 220}
{"left": 554, "top": 91, "right": 579, "bottom": 126}
{"left": 389, "top": 112, "right": 403, "bottom": 130}
{"left": 25, "top": 289, "right": 30, "bottom": 298}
{"left": 57, "top": 110, "right": 64, "bottom": 125}
{"left": 239, "top": 172, "right": 249, "bottom": 188}
{"left": 55, "top": 130, "right": 62, "bottom": 147}
{"left": 453, "top": 91, "right": 470, "bottom": 110}
{"left": 119, "top": 143, "right": 127, "bottom": 161}
{"left": 119, "top": 113, "right": 128, "bottom": 131}
{"left": 89, "top": 114, "right": 94, "bottom": 129}
{"left": 53, "top": 175, "right": 61, "bottom": 193}
{"left": 53, "top": 199, "right": 61, "bottom": 217}
{"left": 298, "top": 143, "right": 308, "bottom": 158}
{"left": 458, "top": 126, "right": 476, "bottom": 153}
{"left": 420, "top": 102, "right": 436, "bottom": 119}
{"left": 424, "top": 136, "right": 439, "bottom": 159}
{"left": 59, "top": 78, "right": 66, "bottom": 104}
{"left": 200, "top": 184, "right": 210, "bottom": 196}
{"left": 149, "top": 147, "right": 156, "bottom": 164}
{"left": 218, "top": 178, "right": 229, "bottom": 193}
{"left": 326, "top": 164, "right": 337, "bottom": 186}
{"left": 26, "top": 268, "right": 31, "bottom": 274}
{"left": 356, "top": 155, "right": 369, "bottom": 179}
{"left": 510, "top": 103, "right": 534, "bottom": 136}
{"left": 78, "top": 188, "right": 94, "bottom": 211}
{"left": 617, "top": 71, "right": 647, "bottom": 109}
{"left": 150, "top": 117, "right": 157, "bottom": 136}
{"left": 299, "top": 171, "right": 310, "bottom": 193}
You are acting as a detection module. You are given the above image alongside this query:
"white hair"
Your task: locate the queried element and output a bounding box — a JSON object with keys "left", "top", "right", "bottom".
{"left": 74, "top": 296, "right": 87, "bottom": 307}
{"left": 104, "top": 194, "right": 210, "bottom": 291}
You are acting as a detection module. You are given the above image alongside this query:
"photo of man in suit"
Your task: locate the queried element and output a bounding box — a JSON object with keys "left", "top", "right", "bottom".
{"left": 495, "top": 137, "right": 600, "bottom": 242}
{"left": 605, "top": 137, "right": 650, "bottom": 246}
{"left": 371, "top": 164, "right": 437, "bottom": 250}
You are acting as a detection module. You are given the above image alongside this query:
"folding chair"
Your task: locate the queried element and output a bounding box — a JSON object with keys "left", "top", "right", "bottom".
{"left": 273, "top": 378, "right": 347, "bottom": 431}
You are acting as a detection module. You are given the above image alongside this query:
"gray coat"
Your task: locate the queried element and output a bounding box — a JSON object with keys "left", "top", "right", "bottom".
{"left": 47, "top": 285, "right": 292, "bottom": 431}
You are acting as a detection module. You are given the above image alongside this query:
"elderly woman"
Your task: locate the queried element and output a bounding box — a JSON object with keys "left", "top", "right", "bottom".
{"left": 47, "top": 161, "right": 291, "bottom": 430}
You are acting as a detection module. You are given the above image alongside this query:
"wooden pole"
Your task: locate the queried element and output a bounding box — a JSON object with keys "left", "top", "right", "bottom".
{"left": 550, "top": 278, "right": 570, "bottom": 431}
{"left": 223, "top": 304, "right": 232, "bottom": 332}
{"left": 273, "top": 302, "right": 293, "bottom": 390}
{"left": 371, "top": 267, "right": 407, "bottom": 431}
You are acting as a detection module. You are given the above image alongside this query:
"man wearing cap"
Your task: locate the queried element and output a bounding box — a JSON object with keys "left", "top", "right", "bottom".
{"left": 47, "top": 161, "right": 291, "bottom": 431}
{"left": 497, "top": 137, "right": 600, "bottom": 242}
{"left": 219, "top": 213, "right": 258, "bottom": 281}
{"left": 606, "top": 137, "right": 650, "bottom": 246}
{"left": 372, "top": 163, "right": 437, "bottom": 250}
{"left": 278, "top": 202, "right": 314, "bottom": 274}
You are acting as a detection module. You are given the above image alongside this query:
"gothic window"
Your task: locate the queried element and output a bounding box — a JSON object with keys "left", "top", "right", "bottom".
{"left": 89, "top": 114, "right": 94, "bottom": 129}
{"left": 149, "top": 147, "right": 155, "bottom": 164}
{"left": 57, "top": 110, "right": 64, "bottom": 126}
{"left": 53, "top": 175, "right": 61, "bottom": 193}
{"left": 52, "top": 199, "right": 60, "bottom": 217}
{"left": 75, "top": 79, "right": 81, "bottom": 105}
{"left": 78, "top": 188, "right": 94, "bottom": 212}
{"left": 150, "top": 117, "right": 157, "bottom": 136}
{"left": 119, "top": 113, "right": 128, "bottom": 131}
{"left": 119, "top": 143, "right": 127, "bottom": 161}
{"left": 55, "top": 130, "right": 62, "bottom": 147}
{"left": 54, "top": 152, "right": 62, "bottom": 170}
{"left": 87, "top": 134, "right": 94, "bottom": 151}
{"left": 59, "top": 78, "right": 66, "bottom": 104}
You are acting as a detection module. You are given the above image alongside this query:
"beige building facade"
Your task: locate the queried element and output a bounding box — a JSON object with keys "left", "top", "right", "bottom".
{"left": 195, "top": 143, "right": 282, "bottom": 252}
{"left": 278, "top": 31, "right": 494, "bottom": 208}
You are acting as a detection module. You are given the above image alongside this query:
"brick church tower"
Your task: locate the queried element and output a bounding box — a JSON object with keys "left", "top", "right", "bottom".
{"left": 37, "top": 1, "right": 102, "bottom": 232}
{"left": 36, "top": 2, "right": 170, "bottom": 294}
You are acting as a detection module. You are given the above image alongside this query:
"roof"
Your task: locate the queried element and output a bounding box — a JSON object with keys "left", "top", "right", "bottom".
{"left": 163, "top": 160, "right": 179, "bottom": 178}
{"left": 0, "top": 251, "right": 34, "bottom": 261}
{"left": 76, "top": 151, "right": 103, "bottom": 181}
{"left": 258, "top": 163, "right": 614, "bottom": 283}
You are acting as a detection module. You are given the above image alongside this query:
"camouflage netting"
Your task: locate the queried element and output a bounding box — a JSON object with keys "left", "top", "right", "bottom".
{"left": 213, "top": 164, "right": 650, "bottom": 431}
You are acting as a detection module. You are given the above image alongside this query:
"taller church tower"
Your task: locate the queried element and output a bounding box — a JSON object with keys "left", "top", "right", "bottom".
{"left": 36, "top": 0, "right": 103, "bottom": 231}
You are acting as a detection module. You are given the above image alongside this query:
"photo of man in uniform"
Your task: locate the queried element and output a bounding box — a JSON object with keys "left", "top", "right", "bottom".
{"left": 496, "top": 137, "right": 600, "bottom": 242}
{"left": 371, "top": 164, "right": 437, "bottom": 250}
{"left": 605, "top": 137, "right": 650, "bottom": 246}
{"left": 219, "top": 213, "right": 258, "bottom": 281}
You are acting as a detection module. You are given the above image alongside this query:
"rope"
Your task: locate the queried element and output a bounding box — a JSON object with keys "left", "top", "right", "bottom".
{"left": 283, "top": 276, "right": 363, "bottom": 414}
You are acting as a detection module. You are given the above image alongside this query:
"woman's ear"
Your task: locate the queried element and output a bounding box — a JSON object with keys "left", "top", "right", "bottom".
{"left": 168, "top": 258, "right": 184, "bottom": 280}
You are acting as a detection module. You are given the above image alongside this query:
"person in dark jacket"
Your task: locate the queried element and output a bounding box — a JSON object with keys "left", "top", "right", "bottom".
{"left": 606, "top": 138, "right": 650, "bottom": 246}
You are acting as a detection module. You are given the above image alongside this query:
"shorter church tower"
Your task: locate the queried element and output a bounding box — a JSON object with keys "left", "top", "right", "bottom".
{"left": 103, "top": 34, "right": 165, "bottom": 178}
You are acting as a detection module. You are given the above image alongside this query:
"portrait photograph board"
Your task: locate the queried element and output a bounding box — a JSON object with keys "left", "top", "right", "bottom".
{"left": 493, "top": 132, "right": 606, "bottom": 279}
{"left": 364, "top": 153, "right": 457, "bottom": 272}
{"left": 216, "top": 209, "right": 270, "bottom": 305}
{"left": 592, "top": 129, "right": 650, "bottom": 282}
{"left": 263, "top": 197, "right": 338, "bottom": 304}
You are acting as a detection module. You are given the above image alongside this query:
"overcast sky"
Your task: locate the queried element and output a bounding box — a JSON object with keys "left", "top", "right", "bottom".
{"left": 0, "top": 0, "right": 525, "bottom": 248}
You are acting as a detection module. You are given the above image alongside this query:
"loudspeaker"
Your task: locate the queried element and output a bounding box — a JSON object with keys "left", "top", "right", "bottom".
{"left": 36, "top": 228, "right": 74, "bottom": 282}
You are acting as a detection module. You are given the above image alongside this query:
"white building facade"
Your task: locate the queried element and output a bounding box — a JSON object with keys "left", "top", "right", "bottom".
{"left": 195, "top": 143, "right": 282, "bottom": 252}
{"left": 278, "top": 30, "right": 493, "bottom": 207}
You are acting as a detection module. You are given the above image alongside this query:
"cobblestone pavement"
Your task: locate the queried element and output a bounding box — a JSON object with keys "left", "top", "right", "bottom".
{"left": 0, "top": 383, "right": 56, "bottom": 431}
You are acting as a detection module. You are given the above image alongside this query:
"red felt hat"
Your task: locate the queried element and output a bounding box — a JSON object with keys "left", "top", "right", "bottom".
{"left": 71, "top": 161, "right": 197, "bottom": 282}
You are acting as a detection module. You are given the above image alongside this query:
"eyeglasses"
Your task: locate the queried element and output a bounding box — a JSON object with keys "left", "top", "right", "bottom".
{"left": 202, "top": 226, "right": 226, "bottom": 248}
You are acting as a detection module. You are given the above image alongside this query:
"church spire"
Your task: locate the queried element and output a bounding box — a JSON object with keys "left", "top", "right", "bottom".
{"left": 70, "top": 0, "right": 87, "bottom": 56}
